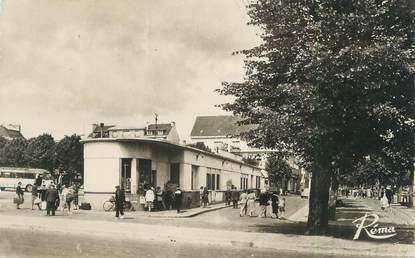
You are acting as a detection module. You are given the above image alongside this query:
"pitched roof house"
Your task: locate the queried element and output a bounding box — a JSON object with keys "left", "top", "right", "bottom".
{"left": 0, "top": 124, "right": 25, "bottom": 140}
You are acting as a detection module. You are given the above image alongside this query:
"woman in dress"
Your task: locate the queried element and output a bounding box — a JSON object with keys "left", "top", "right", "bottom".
{"left": 247, "top": 190, "right": 256, "bottom": 217}
{"left": 202, "top": 187, "right": 209, "bottom": 208}
{"left": 145, "top": 187, "right": 155, "bottom": 212}
{"left": 15, "top": 182, "right": 24, "bottom": 209}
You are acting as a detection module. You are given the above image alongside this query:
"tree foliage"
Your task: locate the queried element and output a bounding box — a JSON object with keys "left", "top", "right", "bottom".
{"left": 242, "top": 157, "right": 260, "bottom": 166}
{"left": 187, "top": 142, "right": 213, "bottom": 153}
{"left": 24, "top": 134, "right": 56, "bottom": 172}
{"left": 1, "top": 138, "right": 28, "bottom": 167}
{"left": 265, "top": 154, "right": 292, "bottom": 186}
{"left": 218, "top": 0, "right": 414, "bottom": 233}
{"left": 55, "top": 134, "right": 84, "bottom": 178}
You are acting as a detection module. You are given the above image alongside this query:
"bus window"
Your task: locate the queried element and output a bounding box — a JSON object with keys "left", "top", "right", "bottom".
{"left": 25, "top": 173, "right": 36, "bottom": 179}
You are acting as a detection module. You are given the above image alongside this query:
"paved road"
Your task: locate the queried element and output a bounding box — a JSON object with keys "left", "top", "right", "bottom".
{"left": 0, "top": 228, "right": 397, "bottom": 258}
{"left": 0, "top": 192, "right": 309, "bottom": 234}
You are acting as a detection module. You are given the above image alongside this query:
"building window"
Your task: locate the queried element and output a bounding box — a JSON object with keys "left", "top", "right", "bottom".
{"left": 206, "top": 173, "right": 212, "bottom": 190}
{"left": 170, "top": 163, "right": 180, "bottom": 186}
{"left": 206, "top": 169, "right": 221, "bottom": 190}
{"left": 191, "top": 165, "right": 199, "bottom": 190}
{"left": 256, "top": 176, "right": 261, "bottom": 189}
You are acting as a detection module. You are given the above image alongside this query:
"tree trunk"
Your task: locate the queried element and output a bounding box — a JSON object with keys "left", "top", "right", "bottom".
{"left": 408, "top": 168, "right": 414, "bottom": 208}
{"left": 306, "top": 159, "right": 331, "bottom": 235}
{"left": 329, "top": 173, "right": 338, "bottom": 221}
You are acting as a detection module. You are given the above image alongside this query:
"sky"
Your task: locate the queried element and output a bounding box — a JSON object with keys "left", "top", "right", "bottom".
{"left": 0, "top": 0, "right": 259, "bottom": 141}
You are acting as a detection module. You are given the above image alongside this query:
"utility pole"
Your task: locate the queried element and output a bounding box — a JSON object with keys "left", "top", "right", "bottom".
{"left": 154, "top": 113, "right": 158, "bottom": 129}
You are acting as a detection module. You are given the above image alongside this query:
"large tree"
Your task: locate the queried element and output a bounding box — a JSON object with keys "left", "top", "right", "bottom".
{"left": 1, "top": 138, "right": 28, "bottom": 167}
{"left": 24, "top": 134, "right": 56, "bottom": 172}
{"left": 55, "top": 134, "right": 84, "bottom": 180}
{"left": 0, "top": 137, "right": 9, "bottom": 166}
{"left": 218, "top": 0, "right": 414, "bottom": 234}
{"left": 265, "top": 154, "right": 292, "bottom": 189}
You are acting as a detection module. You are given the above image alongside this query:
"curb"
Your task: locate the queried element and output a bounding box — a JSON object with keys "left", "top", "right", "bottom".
{"left": 148, "top": 205, "right": 231, "bottom": 218}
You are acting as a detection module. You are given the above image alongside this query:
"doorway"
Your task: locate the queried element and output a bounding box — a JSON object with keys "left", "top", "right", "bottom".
{"left": 121, "top": 158, "right": 132, "bottom": 193}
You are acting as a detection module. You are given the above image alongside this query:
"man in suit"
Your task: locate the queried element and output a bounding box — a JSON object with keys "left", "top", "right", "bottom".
{"left": 115, "top": 185, "right": 125, "bottom": 219}
{"left": 231, "top": 187, "right": 240, "bottom": 209}
{"left": 45, "top": 184, "right": 59, "bottom": 216}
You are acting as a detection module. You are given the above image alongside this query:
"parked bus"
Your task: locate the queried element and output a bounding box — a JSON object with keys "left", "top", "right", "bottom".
{"left": 0, "top": 167, "right": 54, "bottom": 192}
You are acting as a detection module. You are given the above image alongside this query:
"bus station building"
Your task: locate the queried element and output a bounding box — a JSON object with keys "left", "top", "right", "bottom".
{"left": 81, "top": 123, "right": 264, "bottom": 210}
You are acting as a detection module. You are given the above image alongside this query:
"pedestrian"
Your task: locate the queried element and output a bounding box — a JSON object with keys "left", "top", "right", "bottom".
{"left": 155, "top": 186, "right": 163, "bottom": 211}
{"left": 231, "top": 188, "right": 240, "bottom": 209}
{"left": 202, "top": 187, "right": 209, "bottom": 208}
{"left": 62, "top": 185, "right": 74, "bottom": 214}
{"left": 247, "top": 190, "right": 256, "bottom": 217}
{"left": 145, "top": 187, "right": 155, "bottom": 212}
{"left": 72, "top": 183, "right": 79, "bottom": 210}
{"left": 279, "top": 197, "right": 286, "bottom": 218}
{"left": 15, "top": 182, "right": 24, "bottom": 209}
{"left": 35, "top": 174, "right": 43, "bottom": 187}
{"left": 225, "top": 188, "right": 232, "bottom": 206}
{"left": 199, "top": 186, "right": 204, "bottom": 207}
{"left": 385, "top": 186, "right": 393, "bottom": 205}
{"left": 258, "top": 190, "right": 269, "bottom": 218}
{"left": 39, "top": 184, "right": 47, "bottom": 210}
{"left": 174, "top": 188, "right": 183, "bottom": 214}
{"left": 115, "top": 185, "right": 125, "bottom": 219}
{"left": 271, "top": 192, "right": 279, "bottom": 219}
{"left": 239, "top": 190, "right": 248, "bottom": 217}
{"left": 45, "top": 184, "right": 59, "bottom": 216}
{"left": 31, "top": 184, "right": 41, "bottom": 210}
{"left": 380, "top": 194, "right": 389, "bottom": 210}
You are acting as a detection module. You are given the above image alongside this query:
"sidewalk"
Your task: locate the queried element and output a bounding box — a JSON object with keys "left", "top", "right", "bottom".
{"left": 289, "top": 198, "right": 415, "bottom": 228}
{"left": 146, "top": 203, "right": 230, "bottom": 218}
{"left": 0, "top": 213, "right": 413, "bottom": 257}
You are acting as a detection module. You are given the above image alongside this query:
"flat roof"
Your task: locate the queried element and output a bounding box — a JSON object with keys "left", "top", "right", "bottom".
{"left": 81, "top": 137, "right": 262, "bottom": 170}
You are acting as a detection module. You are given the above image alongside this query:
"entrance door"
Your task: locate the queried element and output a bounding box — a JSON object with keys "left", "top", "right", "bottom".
{"left": 170, "top": 163, "right": 180, "bottom": 187}
{"left": 137, "top": 159, "right": 152, "bottom": 193}
{"left": 121, "top": 158, "right": 132, "bottom": 193}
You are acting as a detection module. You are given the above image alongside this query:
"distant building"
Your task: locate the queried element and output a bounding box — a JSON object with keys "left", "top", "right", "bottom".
{"left": 190, "top": 115, "right": 305, "bottom": 193}
{"left": 0, "top": 124, "right": 24, "bottom": 140}
{"left": 88, "top": 122, "right": 180, "bottom": 143}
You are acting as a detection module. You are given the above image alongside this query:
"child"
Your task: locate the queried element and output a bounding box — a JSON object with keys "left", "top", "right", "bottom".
{"left": 380, "top": 195, "right": 389, "bottom": 211}
{"left": 278, "top": 197, "right": 286, "bottom": 219}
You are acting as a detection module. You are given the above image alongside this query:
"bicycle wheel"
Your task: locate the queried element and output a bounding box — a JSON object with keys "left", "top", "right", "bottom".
{"left": 103, "top": 201, "right": 114, "bottom": 212}
{"left": 124, "top": 201, "right": 132, "bottom": 211}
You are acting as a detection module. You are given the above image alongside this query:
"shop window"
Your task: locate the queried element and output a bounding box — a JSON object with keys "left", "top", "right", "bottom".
{"left": 170, "top": 163, "right": 180, "bottom": 186}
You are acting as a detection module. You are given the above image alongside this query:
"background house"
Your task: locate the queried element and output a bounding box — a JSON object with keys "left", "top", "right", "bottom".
{"left": 189, "top": 115, "right": 305, "bottom": 193}
{"left": 0, "top": 124, "right": 24, "bottom": 140}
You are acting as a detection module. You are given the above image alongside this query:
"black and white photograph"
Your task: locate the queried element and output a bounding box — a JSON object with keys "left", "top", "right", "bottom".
{"left": 0, "top": 0, "right": 414, "bottom": 257}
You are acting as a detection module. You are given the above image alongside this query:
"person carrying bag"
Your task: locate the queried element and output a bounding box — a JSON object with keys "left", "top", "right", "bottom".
{"left": 14, "top": 182, "right": 24, "bottom": 209}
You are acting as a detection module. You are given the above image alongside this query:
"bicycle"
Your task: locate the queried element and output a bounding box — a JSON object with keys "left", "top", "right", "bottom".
{"left": 103, "top": 196, "right": 133, "bottom": 212}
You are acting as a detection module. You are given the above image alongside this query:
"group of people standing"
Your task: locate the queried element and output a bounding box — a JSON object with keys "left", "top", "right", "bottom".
{"left": 15, "top": 173, "right": 80, "bottom": 217}
{"left": 143, "top": 185, "right": 183, "bottom": 214}
{"left": 239, "top": 190, "right": 286, "bottom": 219}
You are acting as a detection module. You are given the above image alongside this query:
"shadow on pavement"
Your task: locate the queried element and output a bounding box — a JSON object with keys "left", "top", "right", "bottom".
{"left": 251, "top": 220, "right": 415, "bottom": 245}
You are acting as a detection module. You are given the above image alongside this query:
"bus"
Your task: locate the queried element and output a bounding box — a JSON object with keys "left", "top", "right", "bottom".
{"left": 0, "top": 167, "right": 54, "bottom": 192}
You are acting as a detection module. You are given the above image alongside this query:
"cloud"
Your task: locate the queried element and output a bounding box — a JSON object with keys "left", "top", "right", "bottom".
{"left": 0, "top": 0, "right": 259, "bottom": 139}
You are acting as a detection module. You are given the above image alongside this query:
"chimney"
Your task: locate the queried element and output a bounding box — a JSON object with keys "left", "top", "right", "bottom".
{"left": 92, "top": 124, "right": 98, "bottom": 132}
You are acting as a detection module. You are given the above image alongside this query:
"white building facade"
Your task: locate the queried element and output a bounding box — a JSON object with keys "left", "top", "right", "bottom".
{"left": 82, "top": 137, "right": 264, "bottom": 210}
